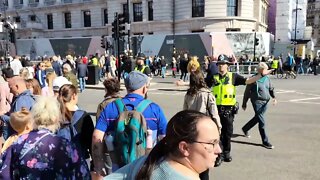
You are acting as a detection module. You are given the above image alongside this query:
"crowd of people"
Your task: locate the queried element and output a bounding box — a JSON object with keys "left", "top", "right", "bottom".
{"left": 0, "top": 52, "right": 280, "bottom": 180}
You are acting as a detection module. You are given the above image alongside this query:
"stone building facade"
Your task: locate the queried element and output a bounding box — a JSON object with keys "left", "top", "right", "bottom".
{"left": 1, "top": 0, "right": 269, "bottom": 39}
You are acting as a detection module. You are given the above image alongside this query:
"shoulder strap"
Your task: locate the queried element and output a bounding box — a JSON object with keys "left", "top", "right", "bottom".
{"left": 19, "top": 132, "right": 50, "bottom": 160}
{"left": 135, "top": 99, "right": 152, "bottom": 113}
{"left": 115, "top": 98, "right": 127, "bottom": 113}
{"left": 72, "top": 110, "right": 85, "bottom": 126}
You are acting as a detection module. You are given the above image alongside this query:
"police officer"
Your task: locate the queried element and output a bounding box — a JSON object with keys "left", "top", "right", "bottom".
{"left": 211, "top": 54, "right": 272, "bottom": 167}
{"left": 134, "top": 53, "right": 151, "bottom": 76}
{"left": 271, "top": 58, "right": 279, "bottom": 75}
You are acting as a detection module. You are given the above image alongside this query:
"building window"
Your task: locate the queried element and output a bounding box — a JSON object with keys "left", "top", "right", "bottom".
{"left": 192, "top": 0, "right": 205, "bottom": 17}
{"left": 29, "top": 0, "right": 39, "bottom": 3}
{"left": 30, "top": 15, "right": 36, "bottom": 22}
{"left": 133, "top": 2, "right": 143, "bottom": 22}
{"left": 83, "top": 10, "right": 91, "bottom": 27}
{"left": 191, "top": 29, "right": 204, "bottom": 33}
{"left": 226, "top": 28, "right": 240, "bottom": 32}
{"left": 47, "top": 14, "right": 53, "bottom": 29}
{"left": 148, "top": 1, "right": 153, "bottom": 21}
{"left": 103, "top": 9, "right": 108, "bottom": 25}
{"left": 227, "top": 0, "right": 238, "bottom": 16}
{"left": 14, "top": 16, "right": 21, "bottom": 23}
{"left": 123, "top": 3, "right": 129, "bottom": 22}
{"left": 64, "top": 12, "right": 72, "bottom": 28}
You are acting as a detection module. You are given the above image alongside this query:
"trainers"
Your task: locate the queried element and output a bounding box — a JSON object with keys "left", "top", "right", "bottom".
{"left": 262, "top": 142, "right": 274, "bottom": 149}
{"left": 242, "top": 128, "right": 251, "bottom": 138}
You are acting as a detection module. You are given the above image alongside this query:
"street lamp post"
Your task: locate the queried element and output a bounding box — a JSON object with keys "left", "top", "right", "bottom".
{"left": 293, "top": 0, "right": 298, "bottom": 57}
{"left": 127, "top": 0, "right": 131, "bottom": 51}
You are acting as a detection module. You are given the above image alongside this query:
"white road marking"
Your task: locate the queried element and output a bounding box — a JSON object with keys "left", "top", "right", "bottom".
{"left": 289, "top": 97, "right": 320, "bottom": 102}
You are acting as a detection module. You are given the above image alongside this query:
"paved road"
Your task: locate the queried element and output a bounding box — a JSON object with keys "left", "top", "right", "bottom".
{"left": 78, "top": 74, "right": 320, "bottom": 180}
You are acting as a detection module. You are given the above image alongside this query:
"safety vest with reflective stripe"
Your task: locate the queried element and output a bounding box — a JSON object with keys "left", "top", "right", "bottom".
{"left": 212, "top": 72, "right": 236, "bottom": 106}
{"left": 271, "top": 60, "right": 278, "bottom": 69}
{"left": 134, "top": 66, "right": 147, "bottom": 73}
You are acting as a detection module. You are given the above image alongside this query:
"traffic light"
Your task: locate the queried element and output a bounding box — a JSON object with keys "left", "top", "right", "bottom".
{"left": 101, "top": 35, "right": 106, "bottom": 49}
{"left": 117, "top": 13, "right": 127, "bottom": 37}
{"left": 111, "top": 18, "right": 119, "bottom": 39}
{"left": 255, "top": 38, "right": 259, "bottom": 46}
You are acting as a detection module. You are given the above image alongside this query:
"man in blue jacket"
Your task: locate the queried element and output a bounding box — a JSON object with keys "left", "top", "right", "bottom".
{"left": 241, "top": 62, "right": 277, "bottom": 149}
{"left": 92, "top": 71, "right": 167, "bottom": 178}
{"left": 0, "top": 76, "right": 35, "bottom": 139}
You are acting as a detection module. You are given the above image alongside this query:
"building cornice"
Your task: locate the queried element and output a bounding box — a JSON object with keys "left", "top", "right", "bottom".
{"left": 175, "top": 17, "right": 257, "bottom": 24}
{"left": 6, "top": 1, "right": 106, "bottom": 13}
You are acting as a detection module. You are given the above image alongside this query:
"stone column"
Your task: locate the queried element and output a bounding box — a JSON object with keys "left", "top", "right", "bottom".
{"left": 23, "top": 0, "right": 28, "bottom": 7}
{"left": 39, "top": 0, "right": 44, "bottom": 6}
{"left": 8, "top": 0, "right": 14, "bottom": 9}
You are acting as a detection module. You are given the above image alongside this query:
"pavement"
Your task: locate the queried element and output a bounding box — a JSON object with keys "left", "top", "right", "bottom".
{"left": 78, "top": 74, "right": 320, "bottom": 180}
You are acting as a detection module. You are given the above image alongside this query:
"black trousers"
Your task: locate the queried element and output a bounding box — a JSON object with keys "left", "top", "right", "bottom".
{"left": 218, "top": 108, "right": 235, "bottom": 157}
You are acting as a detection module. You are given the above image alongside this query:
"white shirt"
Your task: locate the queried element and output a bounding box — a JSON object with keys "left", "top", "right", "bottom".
{"left": 10, "top": 59, "right": 23, "bottom": 76}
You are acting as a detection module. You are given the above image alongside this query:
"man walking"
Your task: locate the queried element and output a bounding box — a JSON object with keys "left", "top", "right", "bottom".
{"left": 211, "top": 54, "right": 272, "bottom": 167}
{"left": 77, "top": 59, "right": 88, "bottom": 93}
{"left": 242, "top": 62, "right": 277, "bottom": 149}
{"left": 92, "top": 71, "right": 167, "bottom": 177}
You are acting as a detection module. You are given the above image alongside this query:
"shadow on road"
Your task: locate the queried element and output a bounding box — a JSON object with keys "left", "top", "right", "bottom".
{"left": 157, "top": 88, "right": 187, "bottom": 92}
{"left": 155, "top": 81, "right": 176, "bottom": 84}
{"left": 231, "top": 139, "right": 263, "bottom": 148}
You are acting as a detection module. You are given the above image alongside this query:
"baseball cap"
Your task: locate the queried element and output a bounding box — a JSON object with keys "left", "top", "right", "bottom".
{"left": 53, "top": 76, "right": 72, "bottom": 91}
{"left": 124, "top": 71, "right": 148, "bottom": 91}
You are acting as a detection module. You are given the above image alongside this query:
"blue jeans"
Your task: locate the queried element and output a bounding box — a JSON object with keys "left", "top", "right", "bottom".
{"left": 242, "top": 100, "right": 269, "bottom": 143}
{"left": 161, "top": 67, "right": 166, "bottom": 78}
{"left": 79, "top": 77, "right": 86, "bottom": 92}
{"left": 297, "top": 64, "right": 304, "bottom": 74}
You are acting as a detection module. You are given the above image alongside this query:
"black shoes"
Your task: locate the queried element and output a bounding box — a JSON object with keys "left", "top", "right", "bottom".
{"left": 214, "top": 157, "right": 222, "bottom": 167}
{"left": 224, "top": 156, "right": 232, "bottom": 162}
{"left": 242, "top": 128, "right": 251, "bottom": 138}
{"left": 214, "top": 154, "right": 233, "bottom": 167}
{"left": 262, "top": 142, "right": 274, "bottom": 149}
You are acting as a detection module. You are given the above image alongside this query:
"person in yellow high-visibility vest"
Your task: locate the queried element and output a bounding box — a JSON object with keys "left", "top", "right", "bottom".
{"left": 271, "top": 58, "right": 279, "bottom": 75}
{"left": 134, "top": 53, "right": 151, "bottom": 76}
{"left": 211, "top": 54, "right": 273, "bottom": 167}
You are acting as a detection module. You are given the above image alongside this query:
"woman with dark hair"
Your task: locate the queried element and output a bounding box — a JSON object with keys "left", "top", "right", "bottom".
{"left": 57, "top": 84, "right": 94, "bottom": 169}
{"left": 183, "top": 71, "right": 221, "bottom": 180}
{"left": 105, "top": 110, "right": 221, "bottom": 180}
{"left": 184, "top": 71, "right": 221, "bottom": 128}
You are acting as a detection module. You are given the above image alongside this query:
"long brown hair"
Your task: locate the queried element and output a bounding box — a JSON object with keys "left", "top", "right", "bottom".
{"left": 187, "top": 71, "right": 207, "bottom": 96}
{"left": 26, "top": 78, "right": 42, "bottom": 95}
{"left": 57, "top": 84, "right": 77, "bottom": 122}
{"left": 135, "top": 110, "right": 211, "bottom": 180}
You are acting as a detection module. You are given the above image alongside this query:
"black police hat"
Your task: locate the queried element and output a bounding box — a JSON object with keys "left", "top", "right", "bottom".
{"left": 136, "top": 53, "right": 146, "bottom": 60}
{"left": 217, "top": 54, "right": 231, "bottom": 65}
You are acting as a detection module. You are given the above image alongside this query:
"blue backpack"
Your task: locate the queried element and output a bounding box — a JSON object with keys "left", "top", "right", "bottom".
{"left": 113, "top": 98, "right": 152, "bottom": 167}
{"left": 57, "top": 110, "right": 85, "bottom": 142}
